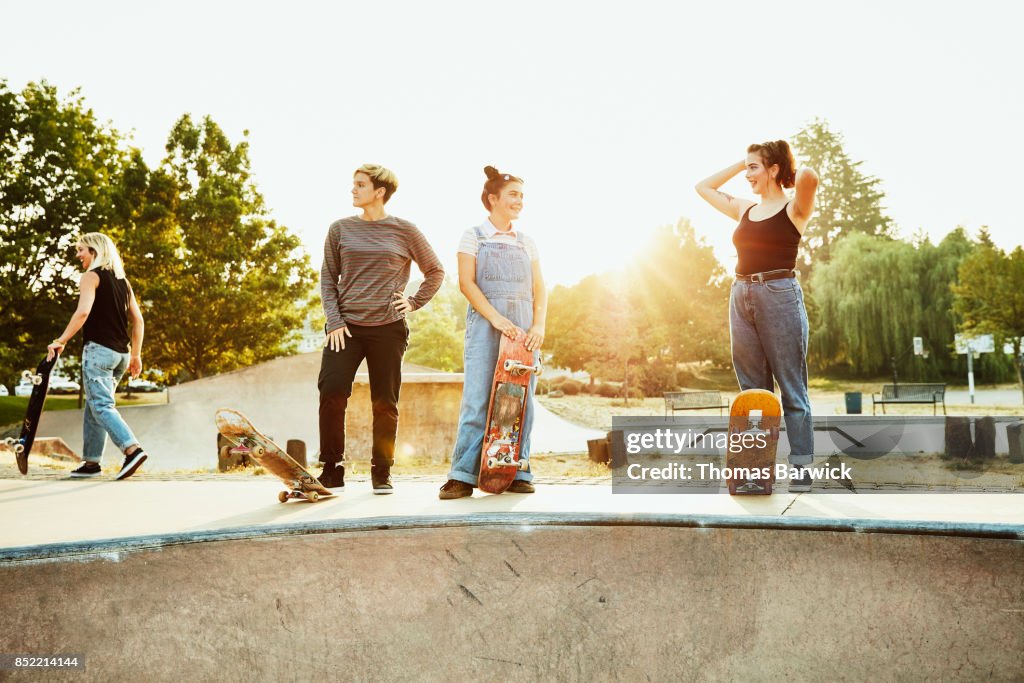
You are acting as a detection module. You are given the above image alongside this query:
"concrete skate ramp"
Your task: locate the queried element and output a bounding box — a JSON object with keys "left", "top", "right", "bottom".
{"left": 36, "top": 353, "right": 466, "bottom": 471}
{"left": 2, "top": 514, "right": 1022, "bottom": 682}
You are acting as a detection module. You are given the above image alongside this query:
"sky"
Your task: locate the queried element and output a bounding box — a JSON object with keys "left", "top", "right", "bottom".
{"left": 3, "top": 0, "right": 1022, "bottom": 285}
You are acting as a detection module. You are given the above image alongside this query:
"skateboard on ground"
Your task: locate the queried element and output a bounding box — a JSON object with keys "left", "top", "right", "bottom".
{"left": 725, "top": 389, "right": 781, "bottom": 495}
{"left": 215, "top": 409, "right": 333, "bottom": 503}
{"left": 3, "top": 355, "right": 59, "bottom": 475}
{"left": 478, "top": 335, "right": 542, "bottom": 494}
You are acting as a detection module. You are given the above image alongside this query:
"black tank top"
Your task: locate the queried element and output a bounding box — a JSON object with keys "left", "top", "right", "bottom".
{"left": 733, "top": 202, "right": 802, "bottom": 275}
{"left": 83, "top": 269, "right": 131, "bottom": 353}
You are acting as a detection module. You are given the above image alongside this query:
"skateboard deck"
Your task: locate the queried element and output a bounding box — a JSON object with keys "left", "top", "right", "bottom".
{"left": 215, "top": 409, "right": 333, "bottom": 502}
{"left": 4, "top": 355, "right": 59, "bottom": 475}
{"left": 725, "top": 389, "right": 781, "bottom": 495}
{"left": 478, "top": 336, "right": 541, "bottom": 494}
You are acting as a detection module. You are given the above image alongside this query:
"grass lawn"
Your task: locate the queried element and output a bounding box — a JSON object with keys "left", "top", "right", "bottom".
{"left": 0, "top": 393, "right": 168, "bottom": 430}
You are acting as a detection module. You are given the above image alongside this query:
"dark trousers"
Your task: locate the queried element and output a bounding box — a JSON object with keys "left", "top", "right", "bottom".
{"left": 318, "top": 320, "right": 409, "bottom": 469}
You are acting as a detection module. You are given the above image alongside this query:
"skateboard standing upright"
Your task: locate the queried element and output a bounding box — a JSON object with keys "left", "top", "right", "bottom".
{"left": 4, "top": 354, "right": 59, "bottom": 475}
{"left": 215, "top": 409, "right": 333, "bottom": 503}
{"left": 478, "top": 336, "right": 542, "bottom": 494}
{"left": 725, "top": 389, "right": 782, "bottom": 495}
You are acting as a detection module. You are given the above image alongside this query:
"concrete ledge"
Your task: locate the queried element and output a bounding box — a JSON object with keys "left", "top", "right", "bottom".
{"left": 3, "top": 512, "right": 1022, "bottom": 563}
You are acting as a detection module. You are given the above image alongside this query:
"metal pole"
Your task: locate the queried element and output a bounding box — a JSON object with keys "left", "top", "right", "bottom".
{"left": 967, "top": 343, "right": 975, "bottom": 405}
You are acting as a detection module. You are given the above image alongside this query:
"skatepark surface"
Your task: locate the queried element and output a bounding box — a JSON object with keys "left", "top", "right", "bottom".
{"left": 1, "top": 473, "right": 1021, "bottom": 681}
{"left": 5, "top": 354, "right": 1023, "bottom": 681}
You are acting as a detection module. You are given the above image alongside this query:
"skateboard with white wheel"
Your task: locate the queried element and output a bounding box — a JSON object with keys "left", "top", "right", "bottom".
{"left": 215, "top": 409, "right": 332, "bottom": 503}
{"left": 3, "top": 354, "right": 59, "bottom": 474}
{"left": 478, "top": 335, "right": 541, "bottom": 494}
{"left": 725, "top": 389, "right": 782, "bottom": 495}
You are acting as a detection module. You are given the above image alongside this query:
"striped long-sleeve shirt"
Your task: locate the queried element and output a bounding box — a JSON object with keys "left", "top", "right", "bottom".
{"left": 320, "top": 215, "right": 444, "bottom": 332}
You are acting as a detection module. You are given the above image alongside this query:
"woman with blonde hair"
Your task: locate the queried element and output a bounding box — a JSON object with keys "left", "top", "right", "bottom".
{"left": 47, "top": 232, "right": 149, "bottom": 480}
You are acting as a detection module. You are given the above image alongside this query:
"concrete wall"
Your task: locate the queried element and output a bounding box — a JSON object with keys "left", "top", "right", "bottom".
{"left": 37, "top": 352, "right": 464, "bottom": 471}
{"left": 1, "top": 523, "right": 1021, "bottom": 681}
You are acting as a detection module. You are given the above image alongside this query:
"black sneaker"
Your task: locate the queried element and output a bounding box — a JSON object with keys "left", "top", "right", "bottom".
{"left": 116, "top": 448, "right": 147, "bottom": 480}
{"left": 439, "top": 479, "right": 473, "bottom": 500}
{"left": 371, "top": 466, "right": 393, "bottom": 495}
{"left": 789, "top": 465, "right": 812, "bottom": 493}
{"left": 70, "top": 461, "right": 102, "bottom": 478}
{"left": 507, "top": 480, "right": 535, "bottom": 494}
{"left": 317, "top": 462, "right": 345, "bottom": 490}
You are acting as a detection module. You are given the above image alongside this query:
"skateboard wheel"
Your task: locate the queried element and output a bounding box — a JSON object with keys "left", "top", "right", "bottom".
{"left": 21, "top": 371, "right": 31, "bottom": 380}
{"left": 14, "top": 444, "right": 24, "bottom": 455}
{"left": 31, "top": 375, "right": 43, "bottom": 386}
{"left": 278, "top": 490, "right": 289, "bottom": 503}
{"left": 3, "top": 437, "right": 12, "bottom": 446}
{"left": 252, "top": 446, "right": 265, "bottom": 458}
{"left": 307, "top": 491, "right": 320, "bottom": 502}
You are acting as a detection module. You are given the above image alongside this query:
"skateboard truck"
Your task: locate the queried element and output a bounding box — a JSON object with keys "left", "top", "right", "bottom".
{"left": 487, "top": 456, "right": 530, "bottom": 470}
{"left": 22, "top": 370, "right": 43, "bottom": 386}
{"left": 502, "top": 359, "right": 543, "bottom": 376}
{"left": 2, "top": 438, "right": 25, "bottom": 455}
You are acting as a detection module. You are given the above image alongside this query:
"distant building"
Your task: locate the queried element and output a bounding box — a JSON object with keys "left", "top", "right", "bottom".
{"left": 295, "top": 316, "right": 325, "bottom": 353}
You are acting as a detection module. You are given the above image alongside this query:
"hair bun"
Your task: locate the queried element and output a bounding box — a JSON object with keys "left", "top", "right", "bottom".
{"left": 484, "top": 166, "right": 501, "bottom": 179}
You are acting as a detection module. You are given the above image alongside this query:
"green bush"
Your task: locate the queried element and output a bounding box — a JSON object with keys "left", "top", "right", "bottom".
{"left": 560, "top": 379, "right": 583, "bottom": 395}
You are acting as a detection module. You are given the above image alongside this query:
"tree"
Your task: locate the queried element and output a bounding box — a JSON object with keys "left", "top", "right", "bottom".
{"left": 791, "top": 119, "right": 894, "bottom": 276}
{"left": 628, "top": 220, "right": 731, "bottom": 374}
{"left": 119, "top": 115, "right": 315, "bottom": 380}
{"left": 546, "top": 221, "right": 731, "bottom": 393}
{"left": 0, "top": 80, "right": 130, "bottom": 384}
{"left": 405, "top": 279, "right": 466, "bottom": 372}
{"left": 546, "top": 275, "right": 612, "bottom": 378}
{"left": 952, "top": 240, "right": 1024, "bottom": 402}
{"left": 809, "top": 233, "right": 922, "bottom": 374}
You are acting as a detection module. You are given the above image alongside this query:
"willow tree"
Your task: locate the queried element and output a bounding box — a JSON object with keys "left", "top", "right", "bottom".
{"left": 810, "top": 233, "right": 922, "bottom": 374}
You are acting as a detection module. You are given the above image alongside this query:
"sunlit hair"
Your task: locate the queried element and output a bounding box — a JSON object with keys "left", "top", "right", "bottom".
{"left": 77, "top": 232, "right": 126, "bottom": 279}
{"left": 481, "top": 166, "right": 524, "bottom": 211}
{"left": 355, "top": 164, "right": 399, "bottom": 204}
{"left": 747, "top": 140, "right": 797, "bottom": 189}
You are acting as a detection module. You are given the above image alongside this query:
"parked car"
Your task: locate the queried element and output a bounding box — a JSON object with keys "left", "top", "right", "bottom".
{"left": 48, "top": 375, "right": 81, "bottom": 394}
{"left": 127, "top": 378, "right": 164, "bottom": 393}
{"left": 0, "top": 384, "right": 8, "bottom": 396}
{"left": 14, "top": 379, "right": 33, "bottom": 397}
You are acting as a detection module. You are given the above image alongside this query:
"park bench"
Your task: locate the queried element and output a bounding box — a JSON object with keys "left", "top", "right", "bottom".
{"left": 663, "top": 390, "right": 729, "bottom": 416}
{"left": 871, "top": 383, "right": 947, "bottom": 415}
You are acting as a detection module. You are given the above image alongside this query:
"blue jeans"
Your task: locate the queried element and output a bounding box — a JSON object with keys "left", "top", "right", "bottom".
{"left": 82, "top": 341, "right": 139, "bottom": 463}
{"left": 729, "top": 277, "right": 813, "bottom": 464}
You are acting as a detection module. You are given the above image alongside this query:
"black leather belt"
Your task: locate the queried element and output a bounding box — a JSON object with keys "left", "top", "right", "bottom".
{"left": 734, "top": 269, "right": 797, "bottom": 283}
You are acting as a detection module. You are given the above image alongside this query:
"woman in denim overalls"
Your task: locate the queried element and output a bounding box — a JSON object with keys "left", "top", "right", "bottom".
{"left": 440, "top": 167, "right": 547, "bottom": 499}
{"left": 696, "top": 141, "right": 820, "bottom": 492}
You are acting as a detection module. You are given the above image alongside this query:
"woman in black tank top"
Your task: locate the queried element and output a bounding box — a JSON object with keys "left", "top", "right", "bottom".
{"left": 46, "top": 233, "right": 149, "bottom": 481}
{"left": 695, "top": 140, "right": 820, "bottom": 491}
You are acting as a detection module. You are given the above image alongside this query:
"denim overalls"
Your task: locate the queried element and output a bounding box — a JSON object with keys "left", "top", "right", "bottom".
{"left": 448, "top": 226, "right": 538, "bottom": 485}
